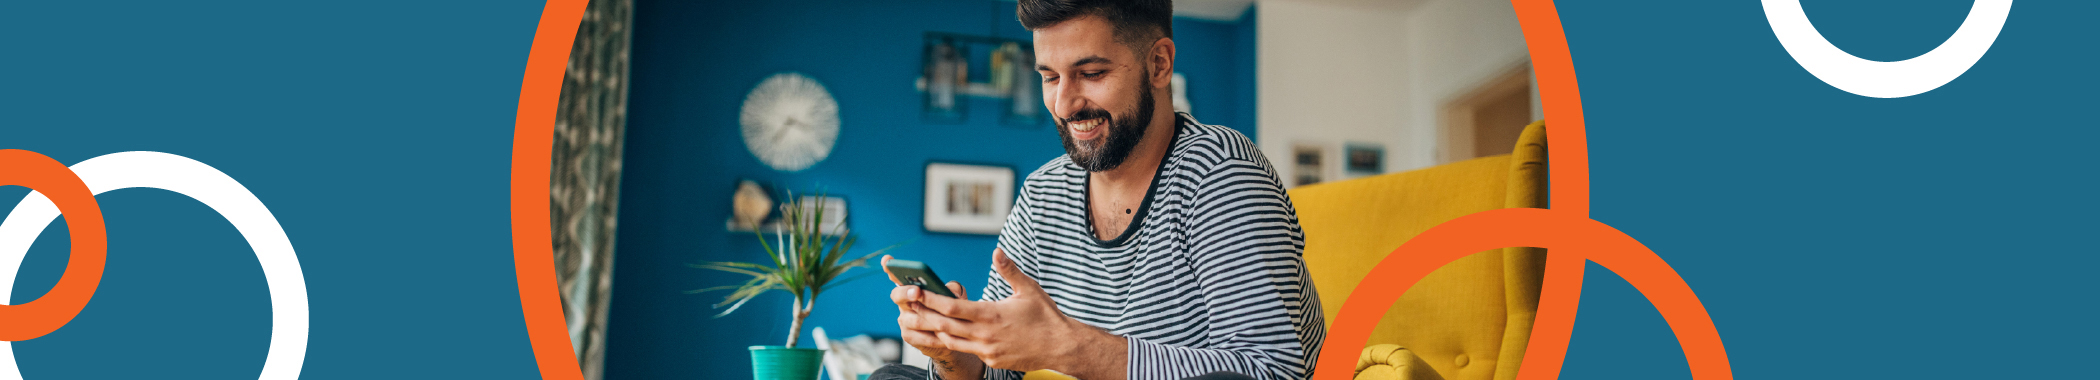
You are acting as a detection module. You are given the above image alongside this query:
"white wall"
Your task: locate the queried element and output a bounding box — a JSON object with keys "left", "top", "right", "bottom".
{"left": 1257, "top": 0, "right": 1537, "bottom": 186}
{"left": 1256, "top": 0, "right": 1411, "bottom": 186}
{"left": 1399, "top": 0, "right": 1534, "bottom": 168}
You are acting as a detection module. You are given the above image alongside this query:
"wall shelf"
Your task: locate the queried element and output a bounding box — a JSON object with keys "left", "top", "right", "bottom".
{"left": 725, "top": 218, "right": 848, "bottom": 236}
{"left": 915, "top": 77, "right": 1012, "bottom": 99}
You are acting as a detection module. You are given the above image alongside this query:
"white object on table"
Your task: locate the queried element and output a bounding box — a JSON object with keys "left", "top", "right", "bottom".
{"left": 901, "top": 343, "right": 930, "bottom": 369}
{"left": 813, "top": 328, "right": 852, "bottom": 380}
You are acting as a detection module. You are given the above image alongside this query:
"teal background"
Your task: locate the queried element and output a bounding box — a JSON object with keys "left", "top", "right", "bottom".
{"left": 1560, "top": 0, "right": 2092, "bottom": 379}
{"left": 604, "top": 0, "right": 1256, "bottom": 379}
{"left": 1, "top": 0, "right": 542, "bottom": 378}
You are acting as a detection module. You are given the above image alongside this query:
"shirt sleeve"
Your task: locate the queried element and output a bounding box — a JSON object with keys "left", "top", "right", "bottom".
{"left": 1125, "top": 156, "right": 1327, "bottom": 380}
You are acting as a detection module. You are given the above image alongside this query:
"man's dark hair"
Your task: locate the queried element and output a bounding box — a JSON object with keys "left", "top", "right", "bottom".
{"left": 1018, "top": 0, "right": 1173, "bottom": 51}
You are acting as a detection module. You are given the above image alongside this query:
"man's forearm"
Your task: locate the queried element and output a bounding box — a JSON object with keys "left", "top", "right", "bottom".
{"left": 1058, "top": 327, "right": 1129, "bottom": 380}
{"left": 934, "top": 352, "right": 986, "bottom": 380}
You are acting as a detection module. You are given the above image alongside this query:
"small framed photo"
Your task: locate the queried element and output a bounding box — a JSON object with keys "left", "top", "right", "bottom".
{"left": 793, "top": 195, "right": 849, "bottom": 234}
{"left": 924, "top": 162, "right": 1016, "bottom": 235}
{"left": 1292, "top": 143, "right": 1325, "bottom": 187}
{"left": 1345, "top": 143, "right": 1385, "bottom": 176}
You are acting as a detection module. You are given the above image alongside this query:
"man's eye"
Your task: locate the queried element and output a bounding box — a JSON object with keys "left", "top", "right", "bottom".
{"left": 1080, "top": 71, "right": 1104, "bottom": 79}
{"left": 1042, "top": 75, "right": 1059, "bottom": 84}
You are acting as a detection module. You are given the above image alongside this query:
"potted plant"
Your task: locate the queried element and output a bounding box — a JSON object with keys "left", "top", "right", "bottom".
{"left": 692, "top": 193, "right": 898, "bottom": 380}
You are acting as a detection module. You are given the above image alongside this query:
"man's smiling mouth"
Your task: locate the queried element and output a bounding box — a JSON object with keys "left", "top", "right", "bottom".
{"left": 1068, "top": 118, "right": 1103, "bottom": 132}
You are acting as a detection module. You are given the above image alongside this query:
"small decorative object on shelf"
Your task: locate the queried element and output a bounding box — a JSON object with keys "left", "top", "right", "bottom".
{"left": 998, "top": 41, "right": 1044, "bottom": 126}
{"left": 922, "top": 36, "right": 966, "bottom": 123}
{"left": 989, "top": 42, "right": 1020, "bottom": 95}
{"left": 691, "top": 193, "right": 902, "bottom": 380}
{"left": 731, "top": 180, "right": 774, "bottom": 230}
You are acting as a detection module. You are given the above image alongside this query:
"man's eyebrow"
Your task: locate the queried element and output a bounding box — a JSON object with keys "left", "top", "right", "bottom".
{"left": 1038, "top": 55, "right": 1113, "bottom": 71}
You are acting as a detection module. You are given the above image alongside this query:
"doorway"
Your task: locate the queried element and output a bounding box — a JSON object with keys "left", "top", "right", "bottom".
{"left": 1439, "top": 64, "right": 1535, "bottom": 164}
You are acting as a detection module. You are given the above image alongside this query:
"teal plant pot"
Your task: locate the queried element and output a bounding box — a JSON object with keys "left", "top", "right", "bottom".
{"left": 749, "top": 346, "right": 825, "bottom": 380}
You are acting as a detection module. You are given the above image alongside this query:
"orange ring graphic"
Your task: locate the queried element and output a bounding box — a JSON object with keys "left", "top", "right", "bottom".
{"left": 1307, "top": 209, "right": 1732, "bottom": 380}
{"left": 1310, "top": 1, "right": 1734, "bottom": 380}
{"left": 0, "top": 149, "right": 110, "bottom": 341}
{"left": 512, "top": 0, "right": 588, "bottom": 379}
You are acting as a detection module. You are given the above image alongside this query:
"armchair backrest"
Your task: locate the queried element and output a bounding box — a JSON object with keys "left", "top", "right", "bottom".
{"left": 1291, "top": 121, "right": 1548, "bottom": 380}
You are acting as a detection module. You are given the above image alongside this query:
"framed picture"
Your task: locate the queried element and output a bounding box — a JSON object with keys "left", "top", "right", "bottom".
{"left": 924, "top": 162, "right": 1015, "bottom": 235}
{"left": 1345, "top": 143, "right": 1385, "bottom": 177}
{"left": 1291, "top": 143, "right": 1325, "bottom": 187}
{"left": 795, "top": 195, "right": 849, "bottom": 234}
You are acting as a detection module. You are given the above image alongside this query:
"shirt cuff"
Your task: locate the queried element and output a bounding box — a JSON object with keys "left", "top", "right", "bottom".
{"left": 1126, "top": 335, "right": 1159, "bottom": 380}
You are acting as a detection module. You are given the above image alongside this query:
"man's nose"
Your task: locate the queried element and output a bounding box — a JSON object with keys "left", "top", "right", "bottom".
{"left": 1052, "top": 77, "right": 1085, "bottom": 121}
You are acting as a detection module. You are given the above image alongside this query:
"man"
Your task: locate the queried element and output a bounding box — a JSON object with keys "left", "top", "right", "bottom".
{"left": 877, "top": 1, "right": 1324, "bottom": 379}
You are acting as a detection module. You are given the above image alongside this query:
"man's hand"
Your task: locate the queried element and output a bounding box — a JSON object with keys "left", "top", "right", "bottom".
{"left": 915, "top": 249, "right": 1129, "bottom": 380}
{"left": 885, "top": 255, "right": 984, "bottom": 380}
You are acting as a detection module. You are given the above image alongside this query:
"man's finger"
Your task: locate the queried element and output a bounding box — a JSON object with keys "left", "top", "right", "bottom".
{"left": 937, "top": 333, "right": 994, "bottom": 361}
{"left": 917, "top": 288, "right": 986, "bottom": 321}
{"left": 992, "top": 248, "right": 1045, "bottom": 297}
{"left": 915, "top": 308, "right": 982, "bottom": 340}
{"left": 945, "top": 281, "right": 967, "bottom": 301}
{"left": 890, "top": 285, "right": 921, "bottom": 312}
{"left": 882, "top": 255, "right": 903, "bottom": 285}
{"left": 901, "top": 328, "right": 947, "bottom": 352}
{"left": 897, "top": 309, "right": 920, "bottom": 330}
{"left": 898, "top": 307, "right": 945, "bottom": 333}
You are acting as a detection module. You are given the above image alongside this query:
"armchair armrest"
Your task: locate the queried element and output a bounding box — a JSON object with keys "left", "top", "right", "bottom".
{"left": 1354, "top": 345, "right": 1444, "bottom": 380}
{"left": 1024, "top": 370, "right": 1078, "bottom": 380}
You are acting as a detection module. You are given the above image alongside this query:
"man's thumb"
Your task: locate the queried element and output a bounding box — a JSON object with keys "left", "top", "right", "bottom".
{"left": 993, "top": 248, "right": 1043, "bottom": 294}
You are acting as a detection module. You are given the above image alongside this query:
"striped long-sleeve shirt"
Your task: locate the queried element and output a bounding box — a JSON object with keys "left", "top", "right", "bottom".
{"left": 971, "top": 113, "right": 1325, "bottom": 380}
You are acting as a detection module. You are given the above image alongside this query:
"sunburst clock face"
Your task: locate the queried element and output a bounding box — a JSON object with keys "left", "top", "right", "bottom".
{"left": 741, "top": 72, "right": 840, "bottom": 172}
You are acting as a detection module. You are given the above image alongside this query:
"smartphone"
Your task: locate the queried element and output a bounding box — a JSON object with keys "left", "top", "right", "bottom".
{"left": 883, "top": 259, "right": 958, "bottom": 299}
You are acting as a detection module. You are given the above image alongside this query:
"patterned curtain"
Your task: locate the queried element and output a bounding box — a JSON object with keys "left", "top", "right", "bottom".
{"left": 551, "top": 0, "right": 630, "bottom": 379}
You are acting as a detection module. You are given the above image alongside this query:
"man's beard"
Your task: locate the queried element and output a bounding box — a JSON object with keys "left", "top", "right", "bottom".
{"left": 1058, "top": 72, "right": 1157, "bottom": 172}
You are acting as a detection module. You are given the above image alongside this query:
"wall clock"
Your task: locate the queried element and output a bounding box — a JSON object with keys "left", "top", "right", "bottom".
{"left": 741, "top": 72, "right": 840, "bottom": 172}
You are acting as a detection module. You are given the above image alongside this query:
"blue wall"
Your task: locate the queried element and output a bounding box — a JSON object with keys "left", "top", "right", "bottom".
{"left": 606, "top": 1, "right": 1256, "bottom": 379}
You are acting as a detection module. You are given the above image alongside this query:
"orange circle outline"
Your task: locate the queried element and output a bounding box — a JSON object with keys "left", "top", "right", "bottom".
{"left": 0, "top": 149, "right": 110, "bottom": 341}
{"left": 1306, "top": 209, "right": 1733, "bottom": 380}
{"left": 512, "top": 1, "right": 589, "bottom": 379}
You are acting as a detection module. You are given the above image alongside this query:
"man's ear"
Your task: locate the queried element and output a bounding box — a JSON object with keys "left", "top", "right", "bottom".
{"left": 1148, "top": 37, "right": 1176, "bottom": 89}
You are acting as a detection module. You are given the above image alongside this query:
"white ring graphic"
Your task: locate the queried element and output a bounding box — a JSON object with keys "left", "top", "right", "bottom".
{"left": 1763, "top": 0, "right": 2013, "bottom": 98}
{"left": 0, "top": 151, "right": 306, "bottom": 380}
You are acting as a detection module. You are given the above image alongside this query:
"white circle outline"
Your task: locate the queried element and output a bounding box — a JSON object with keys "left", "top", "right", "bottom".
{"left": 0, "top": 151, "right": 306, "bottom": 380}
{"left": 1763, "top": 0, "right": 2013, "bottom": 98}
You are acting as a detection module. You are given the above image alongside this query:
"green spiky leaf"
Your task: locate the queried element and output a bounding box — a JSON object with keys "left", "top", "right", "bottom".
{"left": 687, "top": 190, "right": 911, "bottom": 338}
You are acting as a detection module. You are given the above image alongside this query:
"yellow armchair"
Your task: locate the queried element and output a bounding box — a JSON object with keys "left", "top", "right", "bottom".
{"left": 1356, "top": 344, "right": 1445, "bottom": 380}
{"left": 1290, "top": 121, "right": 1548, "bottom": 380}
